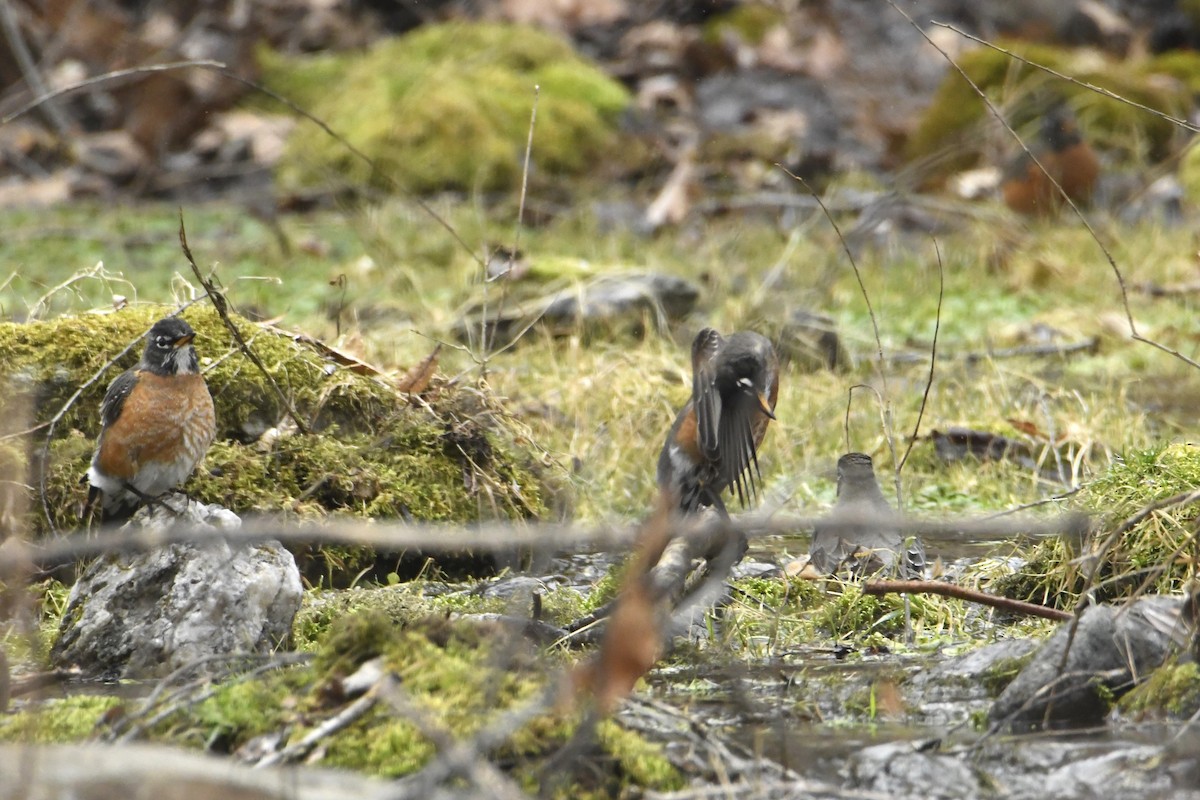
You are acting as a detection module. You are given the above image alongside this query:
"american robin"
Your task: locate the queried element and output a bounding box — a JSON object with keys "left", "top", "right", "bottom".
{"left": 1001, "top": 104, "right": 1099, "bottom": 217}
{"left": 809, "top": 452, "right": 924, "bottom": 579}
{"left": 84, "top": 316, "right": 216, "bottom": 522}
{"left": 656, "top": 328, "right": 780, "bottom": 517}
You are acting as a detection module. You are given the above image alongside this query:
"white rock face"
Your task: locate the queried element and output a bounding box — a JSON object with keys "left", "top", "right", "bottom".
{"left": 51, "top": 496, "right": 302, "bottom": 679}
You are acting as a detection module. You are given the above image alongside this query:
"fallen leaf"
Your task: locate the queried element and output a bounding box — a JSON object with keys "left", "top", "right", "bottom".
{"left": 397, "top": 345, "right": 441, "bottom": 395}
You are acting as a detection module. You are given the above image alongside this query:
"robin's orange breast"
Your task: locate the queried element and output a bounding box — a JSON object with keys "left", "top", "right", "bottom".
{"left": 673, "top": 405, "right": 703, "bottom": 463}
{"left": 96, "top": 371, "right": 215, "bottom": 480}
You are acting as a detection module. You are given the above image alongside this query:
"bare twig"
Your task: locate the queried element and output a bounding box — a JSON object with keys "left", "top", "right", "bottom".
{"left": 178, "top": 213, "right": 310, "bottom": 435}
{"left": 782, "top": 167, "right": 901, "bottom": 501}
{"left": 3, "top": 58, "right": 484, "bottom": 273}
{"left": 0, "top": 0, "right": 71, "bottom": 134}
{"left": 862, "top": 579, "right": 1072, "bottom": 621}
{"left": 897, "top": 3, "right": 1200, "bottom": 373}
{"left": 898, "top": 238, "right": 943, "bottom": 474}
{"left": 930, "top": 22, "right": 1200, "bottom": 134}
{"left": 1, "top": 60, "right": 225, "bottom": 126}
{"left": 254, "top": 676, "right": 381, "bottom": 768}
{"left": 0, "top": 509, "right": 1091, "bottom": 578}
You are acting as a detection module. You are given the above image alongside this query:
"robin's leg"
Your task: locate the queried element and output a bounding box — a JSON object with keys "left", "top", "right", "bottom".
{"left": 120, "top": 482, "right": 185, "bottom": 517}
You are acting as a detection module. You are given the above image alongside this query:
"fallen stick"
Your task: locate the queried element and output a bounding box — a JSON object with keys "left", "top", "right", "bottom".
{"left": 862, "top": 579, "right": 1072, "bottom": 622}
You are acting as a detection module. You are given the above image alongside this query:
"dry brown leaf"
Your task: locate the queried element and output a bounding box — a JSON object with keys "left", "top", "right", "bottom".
{"left": 1005, "top": 418, "right": 1046, "bottom": 440}
{"left": 397, "top": 345, "right": 441, "bottom": 395}
{"left": 259, "top": 323, "right": 385, "bottom": 377}
{"left": 593, "top": 581, "right": 662, "bottom": 715}
{"left": 872, "top": 679, "right": 905, "bottom": 718}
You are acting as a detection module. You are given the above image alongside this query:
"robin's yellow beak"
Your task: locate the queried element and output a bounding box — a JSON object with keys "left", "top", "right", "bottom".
{"left": 173, "top": 333, "right": 195, "bottom": 348}
{"left": 757, "top": 393, "right": 776, "bottom": 420}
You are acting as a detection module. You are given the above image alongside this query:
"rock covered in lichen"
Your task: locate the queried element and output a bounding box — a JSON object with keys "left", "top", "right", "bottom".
{"left": 51, "top": 495, "right": 301, "bottom": 680}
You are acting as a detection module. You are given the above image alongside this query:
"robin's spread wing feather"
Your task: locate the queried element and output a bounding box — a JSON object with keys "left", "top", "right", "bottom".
{"left": 99, "top": 368, "right": 140, "bottom": 430}
{"left": 691, "top": 328, "right": 724, "bottom": 461}
{"left": 717, "top": 392, "right": 763, "bottom": 507}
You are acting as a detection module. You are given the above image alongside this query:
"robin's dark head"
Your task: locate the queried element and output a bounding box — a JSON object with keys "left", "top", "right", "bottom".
{"left": 714, "top": 331, "right": 779, "bottom": 419}
{"left": 836, "top": 452, "right": 879, "bottom": 495}
{"left": 1040, "top": 105, "right": 1084, "bottom": 151}
{"left": 141, "top": 317, "right": 200, "bottom": 376}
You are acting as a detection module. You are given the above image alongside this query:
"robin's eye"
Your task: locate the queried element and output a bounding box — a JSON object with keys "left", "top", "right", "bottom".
{"left": 155, "top": 336, "right": 171, "bottom": 349}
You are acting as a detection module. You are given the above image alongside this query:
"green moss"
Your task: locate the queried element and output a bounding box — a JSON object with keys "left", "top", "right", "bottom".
{"left": 980, "top": 652, "right": 1036, "bottom": 697}
{"left": 991, "top": 444, "right": 1200, "bottom": 607}
{"left": 259, "top": 22, "right": 630, "bottom": 193}
{"left": 812, "top": 584, "right": 907, "bottom": 640}
{"left": 1178, "top": 138, "right": 1200, "bottom": 206}
{"left": 0, "top": 304, "right": 547, "bottom": 548}
{"left": 905, "top": 41, "right": 1186, "bottom": 176}
{"left": 1120, "top": 661, "right": 1200, "bottom": 717}
{"left": 0, "top": 695, "right": 121, "bottom": 742}
{"left": 703, "top": 3, "right": 784, "bottom": 46}
{"left": 596, "top": 719, "right": 684, "bottom": 791}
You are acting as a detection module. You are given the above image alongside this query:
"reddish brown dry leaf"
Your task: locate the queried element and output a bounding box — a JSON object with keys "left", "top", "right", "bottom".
{"left": 1006, "top": 418, "right": 1046, "bottom": 440}
{"left": 562, "top": 494, "right": 674, "bottom": 716}
{"left": 397, "top": 345, "right": 441, "bottom": 395}
{"left": 872, "top": 679, "right": 905, "bottom": 718}
{"left": 593, "top": 581, "right": 662, "bottom": 715}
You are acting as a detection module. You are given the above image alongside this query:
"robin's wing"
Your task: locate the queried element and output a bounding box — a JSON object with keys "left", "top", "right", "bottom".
{"left": 691, "top": 328, "right": 724, "bottom": 461}
{"left": 717, "top": 391, "right": 762, "bottom": 507}
{"left": 99, "top": 368, "right": 140, "bottom": 429}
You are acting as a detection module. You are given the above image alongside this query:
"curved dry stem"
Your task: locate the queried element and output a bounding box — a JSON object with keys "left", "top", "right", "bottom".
{"left": 898, "top": 237, "right": 943, "bottom": 474}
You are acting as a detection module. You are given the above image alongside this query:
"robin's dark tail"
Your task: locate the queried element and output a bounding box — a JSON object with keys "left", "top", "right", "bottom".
{"left": 80, "top": 477, "right": 137, "bottom": 525}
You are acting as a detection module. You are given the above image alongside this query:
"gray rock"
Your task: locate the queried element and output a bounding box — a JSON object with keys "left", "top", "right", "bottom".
{"left": 776, "top": 310, "right": 845, "bottom": 372}
{"left": 989, "top": 596, "right": 1189, "bottom": 729}
{"left": 454, "top": 272, "right": 700, "bottom": 347}
{"left": 0, "top": 743, "right": 392, "bottom": 800}
{"left": 846, "top": 741, "right": 984, "bottom": 800}
{"left": 51, "top": 496, "right": 301, "bottom": 679}
{"left": 908, "top": 637, "right": 1039, "bottom": 721}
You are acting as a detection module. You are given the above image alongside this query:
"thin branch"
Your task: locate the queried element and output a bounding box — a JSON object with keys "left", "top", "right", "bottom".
{"left": 1, "top": 60, "right": 225, "bottom": 126}
{"left": 782, "top": 166, "right": 901, "bottom": 500}
{"left": 862, "top": 579, "right": 1072, "bottom": 621}
{"left": 898, "top": 237, "right": 943, "bottom": 474}
{"left": 0, "top": 508, "right": 1091, "bottom": 578}
{"left": 931, "top": 22, "right": 1200, "bottom": 134}
{"left": 2, "top": 59, "right": 484, "bottom": 272}
{"left": 178, "top": 213, "right": 310, "bottom": 435}
{"left": 0, "top": 0, "right": 71, "bottom": 134}
{"left": 894, "top": 2, "right": 1200, "bottom": 373}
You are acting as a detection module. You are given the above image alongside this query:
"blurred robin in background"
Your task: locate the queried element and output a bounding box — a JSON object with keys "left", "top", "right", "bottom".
{"left": 1002, "top": 103, "right": 1099, "bottom": 217}
{"left": 657, "top": 327, "right": 780, "bottom": 519}
{"left": 810, "top": 452, "right": 924, "bottom": 579}
{"left": 84, "top": 316, "right": 216, "bottom": 522}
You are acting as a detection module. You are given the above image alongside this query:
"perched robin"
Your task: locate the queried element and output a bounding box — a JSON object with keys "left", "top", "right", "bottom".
{"left": 809, "top": 452, "right": 924, "bottom": 579}
{"left": 1001, "top": 104, "right": 1099, "bottom": 217}
{"left": 656, "top": 328, "right": 779, "bottom": 517}
{"left": 84, "top": 316, "right": 216, "bottom": 522}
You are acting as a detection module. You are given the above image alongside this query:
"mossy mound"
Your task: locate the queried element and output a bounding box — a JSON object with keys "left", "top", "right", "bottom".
{"left": 0, "top": 611, "right": 683, "bottom": 794}
{"left": 1119, "top": 660, "right": 1200, "bottom": 719}
{"left": 259, "top": 22, "right": 630, "bottom": 194}
{"left": 994, "top": 444, "right": 1200, "bottom": 608}
{"left": 905, "top": 42, "right": 1193, "bottom": 180}
{"left": 0, "top": 304, "right": 547, "bottom": 540}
